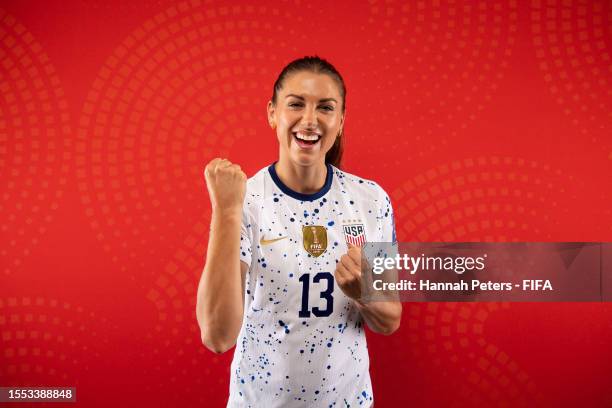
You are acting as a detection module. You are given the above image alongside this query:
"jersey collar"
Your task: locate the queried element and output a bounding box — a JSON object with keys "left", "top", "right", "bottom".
{"left": 268, "top": 162, "right": 333, "bottom": 202}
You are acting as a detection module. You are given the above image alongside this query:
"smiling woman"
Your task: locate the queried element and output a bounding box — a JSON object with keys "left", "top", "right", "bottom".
{"left": 196, "top": 56, "right": 401, "bottom": 408}
{"left": 266, "top": 61, "right": 346, "bottom": 195}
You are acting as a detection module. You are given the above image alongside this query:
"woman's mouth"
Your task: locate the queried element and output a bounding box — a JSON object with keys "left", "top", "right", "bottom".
{"left": 292, "top": 131, "right": 321, "bottom": 148}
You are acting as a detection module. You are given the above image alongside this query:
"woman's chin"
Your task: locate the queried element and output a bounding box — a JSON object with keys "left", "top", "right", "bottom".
{"left": 293, "top": 157, "right": 316, "bottom": 167}
{"left": 287, "top": 147, "right": 323, "bottom": 166}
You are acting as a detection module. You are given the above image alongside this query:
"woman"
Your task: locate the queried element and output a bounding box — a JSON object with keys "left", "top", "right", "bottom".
{"left": 196, "top": 56, "right": 402, "bottom": 407}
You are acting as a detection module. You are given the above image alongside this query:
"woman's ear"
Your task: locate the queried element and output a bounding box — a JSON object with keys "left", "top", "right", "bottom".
{"left": 267, "top": 100, "right": 276, "bottom": 129}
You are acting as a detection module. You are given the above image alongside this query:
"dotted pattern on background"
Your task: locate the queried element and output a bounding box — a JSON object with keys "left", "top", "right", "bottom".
{"left": 74, "top": 1, "right": 302, "bottom": 404}
{"left": 531, "top": 0, "right": 611, "bottom": 141}
{"left": 144, "top": 217, "right": 232, "bottom": 399}
{"left": 0, "top": 297, "right": 104, "bottom": 383}
{"left": 391, "top": 156, "right": 579, "bottom": 242}
{"left": 0, "top": 9, "right": 71, "bottom": 275}
{"left": 530, "top": 0, "right": 612, "bottom": 225}
{"left": 391, "top": 302, "right": 542, "bottom": 408}
{"left": 356, "top": 0, "right": 519, "bottom": 168}
{"left": 76, "top": 0, "right": 299, "bottom": 275}
{"left": 379, "top": 156, "right": 576, "bottom": 406}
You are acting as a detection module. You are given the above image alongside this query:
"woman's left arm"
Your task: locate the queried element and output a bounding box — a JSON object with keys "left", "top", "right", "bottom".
{"left": 353, "top": 299, "right": 402, "bottom": 335}
{"left": 335, "top": 244, "right": 402, "bottom": 335}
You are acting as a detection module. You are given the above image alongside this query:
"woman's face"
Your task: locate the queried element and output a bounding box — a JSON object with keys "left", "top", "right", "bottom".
{"left": 267, "top": 71, "right": 344, "bottom": 168}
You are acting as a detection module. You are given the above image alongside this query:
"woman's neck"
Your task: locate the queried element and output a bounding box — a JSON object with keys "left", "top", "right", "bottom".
{"left": 274, "top": 159, "right": 328, "bottom": 194}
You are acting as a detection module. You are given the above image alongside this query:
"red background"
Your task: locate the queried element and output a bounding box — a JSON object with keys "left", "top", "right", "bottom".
{"left": 1, "top": 0, "right": 611, "bottom": 406}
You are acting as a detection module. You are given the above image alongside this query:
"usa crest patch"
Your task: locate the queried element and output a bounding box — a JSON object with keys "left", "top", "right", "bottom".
{"left": 343, "top": 224, "right": 366, "bottom": 247}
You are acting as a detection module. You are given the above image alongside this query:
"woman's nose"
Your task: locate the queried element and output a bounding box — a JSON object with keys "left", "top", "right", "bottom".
{"left": 301, "top": 105, "right": 318, "bottom": 126}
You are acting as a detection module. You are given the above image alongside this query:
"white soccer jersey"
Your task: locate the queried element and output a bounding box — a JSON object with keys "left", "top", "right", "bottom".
{"left": 228, "top": 162, "right": 396, "bottom": 408}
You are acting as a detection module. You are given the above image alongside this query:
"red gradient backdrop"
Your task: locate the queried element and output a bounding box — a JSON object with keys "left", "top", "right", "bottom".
{"left": 1, "top": 0, "right": 610, "bottom": 407}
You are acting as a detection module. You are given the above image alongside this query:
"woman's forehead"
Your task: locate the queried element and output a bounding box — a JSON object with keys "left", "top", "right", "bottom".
{"left": 282, "top": 71, "right": 341, "bottom": 100}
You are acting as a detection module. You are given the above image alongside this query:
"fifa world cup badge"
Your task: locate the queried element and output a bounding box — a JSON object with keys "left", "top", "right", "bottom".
{"left": 302, "top": 225, "right": 327, "bottom": 257}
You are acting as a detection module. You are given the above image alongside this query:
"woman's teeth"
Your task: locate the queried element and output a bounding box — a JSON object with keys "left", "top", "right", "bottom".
{"left": 294, "top": 132, "right": 321, "bottom": 142}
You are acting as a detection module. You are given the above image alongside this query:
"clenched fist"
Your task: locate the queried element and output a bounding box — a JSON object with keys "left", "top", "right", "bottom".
{"left": 334, "top": 243, "right": 364, "bottom": 301}
{"left": 204, "top": 158, "right": 247, "bottom": 213}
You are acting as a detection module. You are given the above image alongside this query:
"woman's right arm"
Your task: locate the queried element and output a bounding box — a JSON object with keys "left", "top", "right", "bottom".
{"left": 196, "top": 158, "right": 248, "bottom": 354}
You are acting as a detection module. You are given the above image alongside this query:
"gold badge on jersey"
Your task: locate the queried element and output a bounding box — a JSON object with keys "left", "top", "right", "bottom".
{"left": 302, "top": 225, "right": 327, "bottom": 257}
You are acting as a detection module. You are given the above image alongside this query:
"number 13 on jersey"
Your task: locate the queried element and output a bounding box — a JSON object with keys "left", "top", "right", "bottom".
{"left": 298, "top": 272, "right": 334, "bottom": 317}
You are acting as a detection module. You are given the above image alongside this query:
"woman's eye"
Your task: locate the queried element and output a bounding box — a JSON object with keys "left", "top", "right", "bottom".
{"left": 288, "top": 103, "right": 333, "bottom": 111}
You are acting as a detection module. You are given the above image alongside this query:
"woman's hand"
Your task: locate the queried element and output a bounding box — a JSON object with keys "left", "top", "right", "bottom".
{"left": 334, "top": 243, "right": 363, "bottom": 301}
{"left": 204, "top": 158, "right": 247, "bottom": 213}
{"left": 335, "top": 243, "right": 402, "bottom": 335}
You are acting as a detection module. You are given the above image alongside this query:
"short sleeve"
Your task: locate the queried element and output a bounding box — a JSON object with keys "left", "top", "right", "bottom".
{"left": 239, "top": 204, "right": 253, "bottom": 267}
{"left": 379, "top": 188, "right": 397, "bottom": 244}
{"left": 373, "top": 186, "right": 398, "bottom": 273}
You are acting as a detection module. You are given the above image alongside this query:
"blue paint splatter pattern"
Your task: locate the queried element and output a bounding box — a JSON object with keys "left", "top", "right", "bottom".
{"left": 226, "top": 164, "right": 391, "bottom": 407}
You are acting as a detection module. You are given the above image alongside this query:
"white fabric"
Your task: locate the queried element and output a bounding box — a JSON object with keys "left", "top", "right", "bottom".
{"left": 227, "top": 164, "right": 395, "bottom": 408}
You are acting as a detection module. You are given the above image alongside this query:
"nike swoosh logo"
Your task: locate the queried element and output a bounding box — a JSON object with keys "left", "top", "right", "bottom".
{"left": 260, "top": 236, "right": 288, "bottom": 246}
